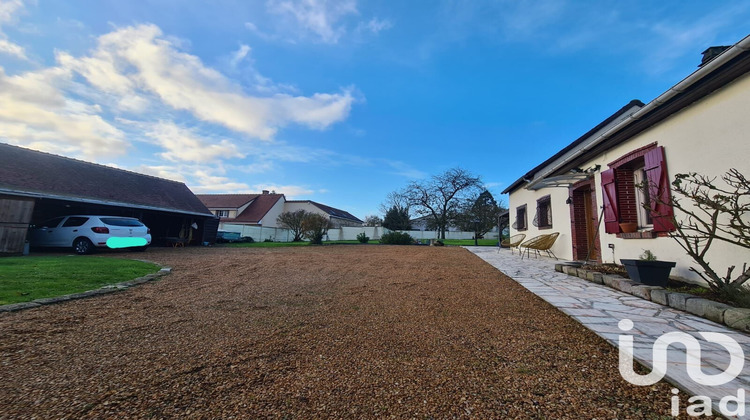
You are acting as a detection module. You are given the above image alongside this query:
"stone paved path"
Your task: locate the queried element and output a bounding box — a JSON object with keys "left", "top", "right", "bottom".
{"left": 466, "top": 246, "right": 750, "bottom": 419}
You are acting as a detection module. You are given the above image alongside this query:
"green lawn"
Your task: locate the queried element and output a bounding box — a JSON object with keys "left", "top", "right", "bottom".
{"left": 222, "top": 239, "right": 500, "bottom": 247}
{"left": 224, "top": 240, "right": 380, "bottom": 248}
{"left": 441, "top": 239, "right": 500, "bottom": 246}
{"left": 0, "top": 256, "right": 161, "bottom": 305}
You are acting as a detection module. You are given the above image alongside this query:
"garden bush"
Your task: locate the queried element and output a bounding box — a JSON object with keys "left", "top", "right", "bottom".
{"left": 356, "top": 232, "right": 369, "bottom": 243}
{"left": 380, "top": 231, "right": 414, "bottom": 245}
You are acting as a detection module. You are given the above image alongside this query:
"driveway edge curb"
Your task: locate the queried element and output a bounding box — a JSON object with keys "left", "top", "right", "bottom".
{"left": 0, "top": 260, "right": 171, "bottom": 313}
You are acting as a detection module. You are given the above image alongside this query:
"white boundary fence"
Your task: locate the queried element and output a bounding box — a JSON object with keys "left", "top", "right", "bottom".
{"left": 221, "top": 223, "right": 499, "bottom": 243}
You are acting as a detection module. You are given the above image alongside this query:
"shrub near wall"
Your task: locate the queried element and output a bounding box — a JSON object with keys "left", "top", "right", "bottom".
{"left": 380, "top": 231, "right": 414, "bottom": 245}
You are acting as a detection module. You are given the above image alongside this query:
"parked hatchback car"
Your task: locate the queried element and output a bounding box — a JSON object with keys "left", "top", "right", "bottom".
{"left": 29, "top": 215, "right": 152, "bottom": 255}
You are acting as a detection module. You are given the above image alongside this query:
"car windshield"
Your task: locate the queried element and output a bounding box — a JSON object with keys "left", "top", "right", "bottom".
{"left": 101, "top": 218, "right": 144, "bottom": 227}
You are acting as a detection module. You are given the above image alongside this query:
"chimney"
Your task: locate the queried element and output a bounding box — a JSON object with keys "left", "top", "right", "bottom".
{"left": 262, "top": 190, "right": 269, "bottom": 195}
{"left": 700, "top": 46, "right": 730, "bottom": 67}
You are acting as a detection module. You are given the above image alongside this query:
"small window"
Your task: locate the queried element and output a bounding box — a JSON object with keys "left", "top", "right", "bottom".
{"left": 633, "top": 166, "right": 653, "bottom": 228}
{"left": 534, "top": 196, "right": 553, "bottom": 229}
{"left": 62, "top": 217, "right": 89, "bottom": 227}
{"left": 216, "top": 210, "right": 229, "bottom": 217}
{"left": 514, "top": 205, "right": 528, "bottom": 231}
{"left": 101, "top": 218, "right": 144, "bottom": 227}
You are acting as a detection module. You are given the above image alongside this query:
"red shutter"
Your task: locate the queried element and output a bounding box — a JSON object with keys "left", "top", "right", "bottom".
{"left": 601, "top": 168, "right": 620, "bottom": 234}
{"left": 644, "top": 146, "right": 676, "bottom": 232}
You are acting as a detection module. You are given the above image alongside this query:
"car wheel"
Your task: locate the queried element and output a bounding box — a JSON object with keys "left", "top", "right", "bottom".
{"left": 73, "top": 238, "right": 94, "bottom": 255}
{"left": 135, "top": 246, "right": 148, "bottom": 252}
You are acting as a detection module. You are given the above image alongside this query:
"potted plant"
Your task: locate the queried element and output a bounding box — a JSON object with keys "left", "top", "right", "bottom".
{"left": 620, "top": 250, "right": 676, "bottom": 287}
{"left": 619, "top": 222, "right": 638, "bottom": 233}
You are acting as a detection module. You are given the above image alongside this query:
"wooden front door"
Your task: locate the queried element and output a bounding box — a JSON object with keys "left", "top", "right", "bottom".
{"left": 583, "top": 189, "right": 600, "bottom": 262}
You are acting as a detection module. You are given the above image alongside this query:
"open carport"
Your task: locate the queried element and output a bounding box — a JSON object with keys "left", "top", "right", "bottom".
{"left": 0, "top": 143, "right": 218, "bottom": 254}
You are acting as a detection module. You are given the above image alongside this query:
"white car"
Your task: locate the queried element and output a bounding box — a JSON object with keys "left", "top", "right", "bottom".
{"left": 29, "top": 215, "right": 151, "bottom": 255}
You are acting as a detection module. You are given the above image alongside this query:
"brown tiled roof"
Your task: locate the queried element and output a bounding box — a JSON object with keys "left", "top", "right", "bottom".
{"left": 234, "top": 194, "right": 284, "bottom": 223}
{"left": 286, "top": 200, "right": 363, "bottom": 223}
{"left": 0, "top": 142, "right": 213, "bottom": 216}
{"left": 197, "top": 193, "right": 285, "bottom": 224}
{"left": 196, "top": 194, "right": 259, "bottom": 209}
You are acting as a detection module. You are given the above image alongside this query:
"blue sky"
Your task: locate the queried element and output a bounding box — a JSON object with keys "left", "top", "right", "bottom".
{"left": 1, "top": 1, "right": 749, "bottom": 219}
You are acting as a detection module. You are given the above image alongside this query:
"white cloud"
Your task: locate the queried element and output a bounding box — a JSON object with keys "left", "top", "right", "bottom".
{"left": 251, "top": 184, "right": 314, "bottom": 198}
{"left": 0, "top": 66, "right": 128, "bottom": 159}
{"left": 230, "top": 44, "right": 251, "bottom": 68}
{"left": 73, "top": 24, "right": 355, "bottom": 139}
{"left": 383, "top": 160, "right": 427, "bottom": 179}
{"left": 0, "top": 38, "right": 25, "bottom": 58}
{"left": 145, "top": 121, "right": 245, "bottom": 163}
{"left": 130, "top": 164, "right": 187, "bottom": 183}
{"left": 0, "top": 22, "right": 357, "bottom": 161}
{"left": 268, "top": 0, "right": 358, "bottom": 43}
{"left": 0, "top": 0, "right": 28, "bottom": 59}
{"left": 358, "top": 17, "right": 392, "bottom": 35}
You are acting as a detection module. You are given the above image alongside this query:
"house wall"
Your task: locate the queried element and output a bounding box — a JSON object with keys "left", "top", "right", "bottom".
{"left": 259, "top": 196, "right": 286, "bottom": 228}
{"left": 283, "top": 201, "right": 328, "bottom": 218}
{"left": 507, "top": 187, "right": 573, "bottom": 260}
{"left": 577, "top": 72, "right": 750, "bottom": 284}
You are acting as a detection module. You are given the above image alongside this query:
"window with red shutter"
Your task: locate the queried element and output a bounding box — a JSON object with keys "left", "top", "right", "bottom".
{"left": 644, "top": 146, "right": 676, "bottom": 232}
{"left": 600, "top": 168, "right": 620, "bottom": 234}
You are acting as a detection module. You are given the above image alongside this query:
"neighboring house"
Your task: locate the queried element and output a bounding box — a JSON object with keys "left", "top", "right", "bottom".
{"left": 504, "top": 35, "right": 750, "bottom": 284}
{"left": 196, "top": 191, "right": 286, "bottom": 228}
{"left": 197, "top": 193, "right": 363, "bottom": 229}
{"left": 0, "top": 143, "right": 218, "bottom": 254}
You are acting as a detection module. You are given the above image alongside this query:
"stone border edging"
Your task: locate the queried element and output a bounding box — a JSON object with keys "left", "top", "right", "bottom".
{"left": 555, "top": 264, "right": 750, "bottom": 333}
{"left": 0, "top": 262, "right": 171, "bottom": 313}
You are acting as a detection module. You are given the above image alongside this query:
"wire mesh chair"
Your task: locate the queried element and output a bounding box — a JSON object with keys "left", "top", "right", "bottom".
{"left": 519, "top": 232, "right": 560, "bottom": 260}
{"left": 500, "top": 233, "right": 526, "bottom": 254}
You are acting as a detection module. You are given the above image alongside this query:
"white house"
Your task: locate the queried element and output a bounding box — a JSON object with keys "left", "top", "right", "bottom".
{"left": 197, "top": 192, "right": 363, "bottom": 229}
{"left": 504, "top": 35, "right": 750, "bottom": 285}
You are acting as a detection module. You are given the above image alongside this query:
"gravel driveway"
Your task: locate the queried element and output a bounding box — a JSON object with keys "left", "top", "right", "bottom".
{"left": 0, "top": 246, "right": 681, "bottom": 418}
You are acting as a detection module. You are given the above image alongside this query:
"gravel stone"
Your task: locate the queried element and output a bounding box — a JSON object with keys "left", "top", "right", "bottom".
{"left": 0, "top": 246, "right": 685, "bottom": 418}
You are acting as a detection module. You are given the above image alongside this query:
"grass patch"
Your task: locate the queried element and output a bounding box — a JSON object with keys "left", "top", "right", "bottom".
{"left": 224, "top": 240, "right": 381, "bottom": 248}
{"left": 0, "top": 256, "right": 160, "bottom": 305}
{"left": 225, "top": 239, "right": 500, "bottom": 247}
{"left": 441, "top": 239, "right": 499, "bottom": 246}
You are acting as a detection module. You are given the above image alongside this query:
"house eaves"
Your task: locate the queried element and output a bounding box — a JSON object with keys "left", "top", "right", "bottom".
{"left": 502, "top": 100, "right": 644, "bottom": 194}
{"left": 0, "top": 188, "right": 215, "bottom": 218}
{"left": 503, "top": 33, "right": 750, "bottom": 194}
{"left": 549, "top": 36, "right": 750, "bottom": 176}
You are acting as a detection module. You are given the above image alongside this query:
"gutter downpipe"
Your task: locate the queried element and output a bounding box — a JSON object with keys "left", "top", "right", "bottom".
{"left": 525, "top": 34, "right": 750, "bottom": 190}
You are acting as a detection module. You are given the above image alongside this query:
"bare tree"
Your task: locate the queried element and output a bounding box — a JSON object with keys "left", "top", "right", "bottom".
{"left": 379, "top": 191, "right": 409, "bottom": 215}
{"left": 645, "top": 168, "right": 750, "bottom": 291}
{"left": 277, "top": 210, "right": 308, "bottom": 242}
{"left": 403, "top": 168, "right": 482, "bottom": 239}
{"left": 363, "top": 215, "right": 383, "bottom": 227}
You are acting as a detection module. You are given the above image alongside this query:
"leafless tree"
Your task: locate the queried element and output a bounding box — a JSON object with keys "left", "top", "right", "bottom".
{"left": 363, "top": 215, "right": 383, "bottom": 227}
{"left": 647, "top": 168, "right": 750, "bottom": 291}
{"left": 403, "top": 168, "right": 482, "bottom": 239}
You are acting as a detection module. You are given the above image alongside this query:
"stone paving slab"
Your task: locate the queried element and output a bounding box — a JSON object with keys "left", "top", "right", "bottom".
{"left": 466, "top": 247, "right": 750, "bottom": 419}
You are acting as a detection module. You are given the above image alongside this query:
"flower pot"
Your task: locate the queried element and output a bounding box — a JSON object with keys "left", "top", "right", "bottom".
{"left": 620, "top": 259, "right": 676, "bottom": 287}
{"left": 619, "top": 222, "right": 638, "bottom": 233}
